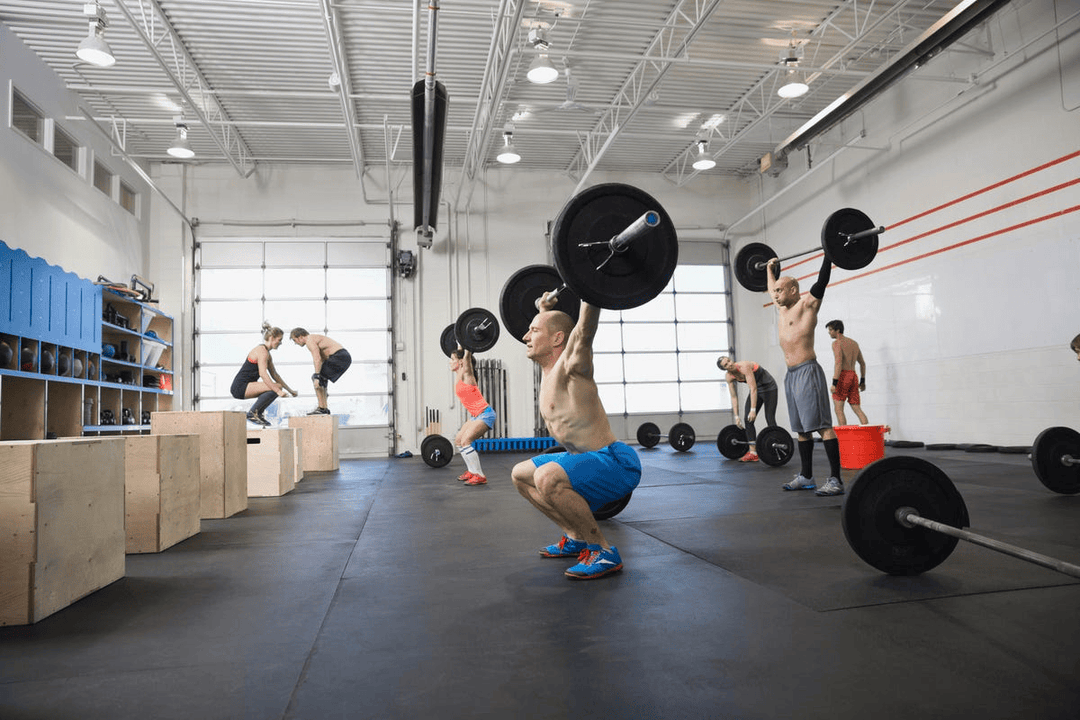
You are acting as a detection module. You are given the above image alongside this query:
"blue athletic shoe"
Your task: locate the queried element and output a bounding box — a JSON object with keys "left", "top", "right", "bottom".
{"left": 539, "top": 535, "right": 588, "bottom": 558}
{"left": 783, "top": 474, "right": 816, "bottom": 491}
{"left": 565, "top": 545, "right": 623, "bottom": 580}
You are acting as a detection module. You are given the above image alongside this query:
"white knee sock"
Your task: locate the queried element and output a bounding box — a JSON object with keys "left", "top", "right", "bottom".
{"left": 458, "top": 445, "right": 483, "bottom": 476}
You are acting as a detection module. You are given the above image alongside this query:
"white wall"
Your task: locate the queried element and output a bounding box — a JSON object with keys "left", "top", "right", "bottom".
{"left": 0, "top": 23, "right": 151, "bottom": 283}
{"left": 729, "top": 0, "right": 1080, "bottom": 446}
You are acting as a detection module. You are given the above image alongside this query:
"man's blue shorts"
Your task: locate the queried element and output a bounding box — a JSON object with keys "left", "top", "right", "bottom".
{"left": 531, "top": 441, "right": 641, "bottom": 511}
{"left": 470, "top": 407, "right": 496, "bottom": 429}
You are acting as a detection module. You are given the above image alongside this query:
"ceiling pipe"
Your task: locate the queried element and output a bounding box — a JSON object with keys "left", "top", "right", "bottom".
{"left": 774, "top": 0, "right": 1012, "bottom": 162}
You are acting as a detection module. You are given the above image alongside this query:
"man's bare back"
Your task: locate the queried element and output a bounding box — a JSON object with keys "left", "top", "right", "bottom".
{"left": 832, "top": 335, "right": 861, "bottom": 372}
{"left": 305, "top": 333, "right": 343, "bottom": 361}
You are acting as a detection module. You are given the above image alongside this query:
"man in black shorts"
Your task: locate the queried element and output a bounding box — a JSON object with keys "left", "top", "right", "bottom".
{"left": 290, "top": 328, "right": 351, "bottom": 415}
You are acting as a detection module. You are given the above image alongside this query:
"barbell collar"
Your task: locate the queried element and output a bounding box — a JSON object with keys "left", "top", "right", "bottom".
{"left": 897, "top": 507, "right": 1080, "bottom": 579}
{"left": 1061, "top": 454, "right": 1079, "bottom": 467}
{"left": 843, "top": 225, "right": 886, "bottom": 244}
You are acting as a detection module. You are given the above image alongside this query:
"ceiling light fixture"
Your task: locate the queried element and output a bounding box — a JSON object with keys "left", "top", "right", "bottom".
{"left": 167, "top": 117, "right": 195, "bottom": 159}
{"left": 691, "top": 141, "right": 715, "bottom": 171}
{"left": 496, "top": 129, "right": 521, "bottom": 164}
{"left": 526, "top": 28, "right": 559, "bottom": 84}
{"left": 75, "top": 2, "right": 116, "bottom": 67}
{"left": 777, "top": 34, "right": 808, "bottom": 99}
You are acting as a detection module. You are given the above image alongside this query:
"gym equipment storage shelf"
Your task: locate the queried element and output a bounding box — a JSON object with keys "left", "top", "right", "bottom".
{"left": 0, "top": 242, "right": 174, "bottom": 440}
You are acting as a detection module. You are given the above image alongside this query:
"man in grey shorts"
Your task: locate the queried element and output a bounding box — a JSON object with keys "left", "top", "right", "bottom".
{"left": 766, "top": 255, "right": 844, "bottom": 496}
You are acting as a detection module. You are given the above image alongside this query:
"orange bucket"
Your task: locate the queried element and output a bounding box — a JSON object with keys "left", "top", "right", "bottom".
{"left": 834, "top": 425, "right": 890, "bottom": 470}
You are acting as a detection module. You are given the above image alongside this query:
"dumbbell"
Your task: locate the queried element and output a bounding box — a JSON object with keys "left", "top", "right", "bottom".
{"left": 716, "top": 424, "right": 794, "bottom": 467}
{"left": 636, "top": 422, "right": 696, "bottom": 452}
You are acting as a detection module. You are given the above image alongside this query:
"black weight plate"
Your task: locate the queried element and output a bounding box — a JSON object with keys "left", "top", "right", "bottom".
{"left": 925, "top": 443, "right": 957, "bottom": 451}
{"left": 757, "top": 425, "right": 794, "bottom": 467}
{"left": 821, "top": 207, "right": 878, "bottom": 271}
{"left": 669, "top": 422, "right": 696, "bottom": 452}
{"left": 499, "top": 265, "right": 580, "bottom": 345}
{"left": 717, "top": 424, "right": 748, "bottom": 459}
{"left": 964, "top": 444, "right": 998, "bottom": 453}
{"left": 552, "top": 183, "right": 678, "bottom": 310}
{"left": 440, "top": 323, "right": 457, "bottom": 358}
{"left": 998, "top": 445, "right": 1031, "bottom": 454}
{"left": 592, "top": 491, "right": 632, "bottom": 521}
{"left": 888, "top": 440, "right": 924, "bottom": 448}
{"left": 421, "top": 434, "right": 454, "bottom": 468}
{"left": 733, "top": 242, "right": 777, "bottom": 293}
{"left": 637, "top": 422, "right": 661, "bottom": 449}
{"left": 454, "top": 307, "right": 500, "bottom": 353}
{"left": 842, "top": 456, "right": 969, "bottom": 576}
{"left": 1031, "top": 426, "right": 1080, "bottom": 494}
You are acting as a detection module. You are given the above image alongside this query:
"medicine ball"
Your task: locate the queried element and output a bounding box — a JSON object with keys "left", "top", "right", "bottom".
{"left": 21, "top": 347, "right": 34, "bottom": 371}
{"left": 73, "top": 357, "right": 84, "bottom": 377}
{"left": 0, "top": 340, "right": 12, "bottom": 368}
{"left": 41, "top": 350, "right": 54, "bottom": 373}
{"left": 58, "top": 353, "right": 70, "bottom": 376}
{"left": 102, "top": 344, "right": 117, "bottom": 358}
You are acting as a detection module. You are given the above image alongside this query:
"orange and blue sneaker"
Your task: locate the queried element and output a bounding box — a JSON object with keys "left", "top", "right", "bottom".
{"left": 539, "top": 535, "right": 588, "bottom": 558}
{"left": 565, "top": 545, "right": 623, "bottom": 580}
{"left": 464, "top": 473, "right": 487, "bottom": 486}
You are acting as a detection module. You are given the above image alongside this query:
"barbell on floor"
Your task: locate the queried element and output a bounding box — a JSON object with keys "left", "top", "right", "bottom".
{"left": 715, "top": 424, "right": 794, "bottom": 467}
{"left": 1030, "top": 426, "right": 1080, "bottom": 495}
{"left": 842, "top": 456, "right": 1080, "bottom": 578}
{"left": 636, "top": 422, "right": 696, "bottom": 452}
{"left": 420, "top": 433, "right": 454, "bottom": 468}
{"left": 734, "top": 208, "right": 884, "bottom": 292}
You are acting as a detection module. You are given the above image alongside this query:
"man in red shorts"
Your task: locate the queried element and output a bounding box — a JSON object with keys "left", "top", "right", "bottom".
{"left": 826, "top": 320, "right": 868, "bottom": 426}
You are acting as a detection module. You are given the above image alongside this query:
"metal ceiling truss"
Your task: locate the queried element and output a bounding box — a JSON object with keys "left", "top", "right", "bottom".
{"left": 456, "top": 0, "right": 528, "bottom": 209}
{"left": 566, "top": 0, "right": 727, "bottom": 195}
{"left": 320, "top": 0, "right": 364, "bottom": 178}
{"left": 110, "top": 0, "right": 256, "bottom": 177}
{"left": 661, "top": 0, "right": 945, "bottom": 185}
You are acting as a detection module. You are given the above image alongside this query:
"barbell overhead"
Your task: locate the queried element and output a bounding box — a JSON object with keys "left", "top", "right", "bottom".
{"left": 733, "top": 207, "right": 883, "bottom": 292}
{"left": 499, "top": 265, "right": 581, "bottom": 344}
{"left": 454, "top": 307, "right": 500, "bottom": 354}
{"left": 843, "top": 455, "right": 1080, "bottom": 579}
{"left": 552, "top": 183, "right": 679, "bottom": 310}
{"left": 1030, "top": 426, "right": 1080, "bottom": 494}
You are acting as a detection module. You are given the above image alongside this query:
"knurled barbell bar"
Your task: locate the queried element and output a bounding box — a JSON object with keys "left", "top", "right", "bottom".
{"left": 734, "top": 208, "right": 884, "bottom": 292}
{"left": 715, "top": 424, "right": 794, "bottom": 467}
{"left": 500, "top": 183, "right": 679, "bottom": 342}
{"left": 1030, "top": 426, "right": 1080, "bottom": 494}
{"left": 636, "top": 422, "right": 696, "bottom": 452}
{"left": 842, "top": 455, "right": 1080, "bottom": 578}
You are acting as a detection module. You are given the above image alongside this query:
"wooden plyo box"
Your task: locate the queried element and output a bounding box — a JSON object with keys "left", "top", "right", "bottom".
{"left": 292, "top": 427, "right": 304, "bottom": 483}
{"left": 247, "top": 428, "right": 297, "bottom": 497}
{"left": 151, "top": 411, "right": 248, "bottom": 519}
{"left": 124, "top": 434, "right": 201, "bottom": 554}
{"left": 0, "top": 438, "right": 126, "bottom": 626}
{"left": 288, "top": 415, "right": 339, "bottom": 472}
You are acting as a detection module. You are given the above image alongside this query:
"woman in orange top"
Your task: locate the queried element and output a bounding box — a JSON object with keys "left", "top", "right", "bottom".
{"left": 450, "top": 347, "right": 496, "bottom": 485}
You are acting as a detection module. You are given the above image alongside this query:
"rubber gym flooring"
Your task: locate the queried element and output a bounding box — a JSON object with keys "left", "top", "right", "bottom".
{"left": 1, "top": 441, "right": 1078, "bottom": 720}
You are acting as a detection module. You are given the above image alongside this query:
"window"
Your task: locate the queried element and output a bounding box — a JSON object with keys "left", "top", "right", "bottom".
{"left": 593, "top": 264, "right": 734, "bottom": 414}
{"left": 119, "top": 181, "right": 137, "bottom": 215}
{"left": 93, "top": 159, "right": 112, "bottom": 196}
{"left": 195, "top": 239, "right": 393, "bottom": 428}
{"left": 53, "top": 124, "right": 80, "bottom": 172}
{"left": 11, "top": 89, "right": 43, "bottom": 144}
